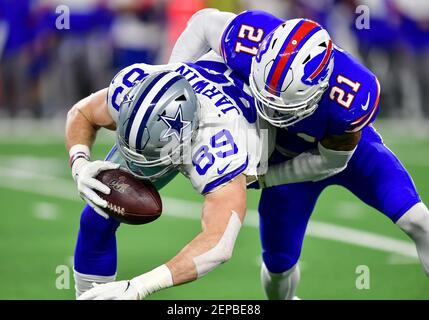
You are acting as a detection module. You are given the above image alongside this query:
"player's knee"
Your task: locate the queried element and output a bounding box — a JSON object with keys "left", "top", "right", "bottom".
{"left": 263, "top": 251, "right": 299, "bottom": 274}
{"left": 396, "top": 203, "right": 429, "bottom": 277}
{"left": 396, "top": 202, "right": 429, "bottom": 236}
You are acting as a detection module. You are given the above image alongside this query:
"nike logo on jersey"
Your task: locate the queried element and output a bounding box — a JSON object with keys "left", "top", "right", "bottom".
{"left": 217, "top": 162, "right": 231, "bottom": 175}
{"left": 361, "top": 92, "right": 371, "bottom": 111}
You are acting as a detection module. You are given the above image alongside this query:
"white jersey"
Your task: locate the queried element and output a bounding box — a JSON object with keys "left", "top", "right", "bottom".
{"left": 107, "top": 53, "right": 264, "bottom": 194}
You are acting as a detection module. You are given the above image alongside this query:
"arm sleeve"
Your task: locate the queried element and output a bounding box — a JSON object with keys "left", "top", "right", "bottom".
{"left": 169, "top": 8, "right": 235, "bottom": 63}
{"left": 262, "top": 142, "right": 356, "bottom": 187}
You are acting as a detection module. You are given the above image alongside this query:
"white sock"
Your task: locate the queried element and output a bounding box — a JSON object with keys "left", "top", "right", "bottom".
{"left": 396, "top": 202, "right": 429, "bottom": 276}
{"left": 73, "top": 269, "right": 116, "bottom": 298}
{"left": 260, "top": 262, "right": 300, "bottom": 300}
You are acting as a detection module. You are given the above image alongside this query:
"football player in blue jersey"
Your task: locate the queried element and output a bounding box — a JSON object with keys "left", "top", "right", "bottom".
{"left": 171, "top": 9, "right": 429, "bottom": 299}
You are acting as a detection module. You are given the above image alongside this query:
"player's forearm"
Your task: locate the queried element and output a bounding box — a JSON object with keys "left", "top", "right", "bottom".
{"left": 130, "top": 215, "right": 242, "bottom": 298}
{"left": 130, "top": 212, "right": 244, "bottom": 298}
{"left": 65, "top": 104, "right": 101, "bottom": 181}
{"left": 166, "top": 228, "right": 235, "bottom": 285}
{"left": 167, "top": 178, "right": 246, "bottom": 285}
{"left": 65, "top": 104, "right": 98, "bottom": 151}
{"left": 65, "top": 88, "right": 114, "bottom": 152}
{"left": 261, "top": 132, "right": 361, "bottom": 187}
{"left": 129, "top": 177, "right": 246, "bottom": 299}
{"left": 169, "top": 8, "right": 235, "bottom": 63}
{"left": 262, "top": 142, "right": 357, "bottom": 187}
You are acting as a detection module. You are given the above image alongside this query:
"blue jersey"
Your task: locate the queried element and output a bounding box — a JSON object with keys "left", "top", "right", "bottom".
{"left": 220, "top": 10, "right": 381, "bottom": 156}
{"left": 221, "top": 10, "right": 283, "bottom": 80}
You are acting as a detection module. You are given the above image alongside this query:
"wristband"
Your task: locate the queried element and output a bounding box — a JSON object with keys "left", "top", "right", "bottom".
{"left": 69, "top": 144, "right": 90, "bottom": 168}
{"left": 130, "top": 264, "right": 173, "bottom": 299}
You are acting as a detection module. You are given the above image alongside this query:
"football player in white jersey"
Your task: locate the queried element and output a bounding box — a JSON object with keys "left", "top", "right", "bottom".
{"left": 65, "top": 53, "right": 266, "bottom": 299}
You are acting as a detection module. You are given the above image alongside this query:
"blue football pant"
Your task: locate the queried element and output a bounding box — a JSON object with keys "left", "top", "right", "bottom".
{"left": 259, "top": 129, "right": 421, "bottom": 273}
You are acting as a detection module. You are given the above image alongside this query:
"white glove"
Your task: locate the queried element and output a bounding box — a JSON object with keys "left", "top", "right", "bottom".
{"left": 77, "top": 265, "right": 173, "bottom": 300}
{"left": 72, "top": 157, "right": 120, "bottom": 219}
{"left": 77, "top": 279, "right": 145, "bottom": 300}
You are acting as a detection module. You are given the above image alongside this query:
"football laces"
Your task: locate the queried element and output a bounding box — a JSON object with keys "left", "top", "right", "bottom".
{"left": 107, "top": 202, "right": 125, "bottom": 215}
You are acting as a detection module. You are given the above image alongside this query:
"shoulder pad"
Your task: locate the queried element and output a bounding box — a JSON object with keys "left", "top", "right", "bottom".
{"left": 107, "top": 64, "right": 150, "bottom": 122}
{"left": 220, "top": 10, "right": 283, "bottom": 80}
{"left": 324, "top": 48, "right": 381, "bottom": 134}
{"left": 344, "top": 76, "right": 380, "bottom": 133}
{"left": 107, "top": 63, "right": 172, "bottom": 122}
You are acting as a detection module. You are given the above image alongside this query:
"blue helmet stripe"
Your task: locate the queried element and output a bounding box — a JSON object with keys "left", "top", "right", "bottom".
{"left": 124, "top": 72, "right": 168, "bottom": 145}
{"left": 135, "top": 75, "right": 184, "bottom": 150}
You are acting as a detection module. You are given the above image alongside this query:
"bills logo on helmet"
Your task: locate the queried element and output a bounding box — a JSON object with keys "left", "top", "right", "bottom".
{"left": 301, "top": 41, "right": 333, "bottom": 86}
{"left": 256, "top": 30, "right": 275, "bottom": 63}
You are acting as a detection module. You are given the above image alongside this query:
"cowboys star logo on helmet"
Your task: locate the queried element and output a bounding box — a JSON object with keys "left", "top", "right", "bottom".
{"left": 250, "top": 18, "right": 334, "bottom": 128}
{"left": 159, "top": 106, "right": 191, "bottom": 142}
{"left": 116, "top": 70, "right": 198, "bottom": 181}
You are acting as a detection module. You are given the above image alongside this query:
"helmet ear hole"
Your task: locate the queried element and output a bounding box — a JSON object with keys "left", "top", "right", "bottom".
{"left": 271, "top": 38, "right": 278, "bottom": 49}
{"left": 157, "top": 110, "right": 167, "bottom": 120}
{"left": 303, "top": 54, "right": 311, "bottom": 64}
{"left": 175, "top": 94, "right": 186, "bottom": 101}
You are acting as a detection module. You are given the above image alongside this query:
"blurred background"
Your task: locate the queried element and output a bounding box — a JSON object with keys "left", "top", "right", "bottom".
{"left": 0, "top": 0, "right": 429, "bottom": 300}
{"left": 1, "top": 0, "right": 429, "bottom": 118}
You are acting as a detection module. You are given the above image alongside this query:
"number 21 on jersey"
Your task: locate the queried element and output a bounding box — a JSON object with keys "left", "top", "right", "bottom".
{"left": 329, "top": 75, "right": 361, "bottom": 109}
{"left": 235, "top": 25, "right": 264, "bottom": 55}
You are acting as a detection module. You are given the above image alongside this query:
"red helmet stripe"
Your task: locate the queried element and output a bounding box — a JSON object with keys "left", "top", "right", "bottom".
{"left": 268, "top": 20, "right": 319, "bottom": 94}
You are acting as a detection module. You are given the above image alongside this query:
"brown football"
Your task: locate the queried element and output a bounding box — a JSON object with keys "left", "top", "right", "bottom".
{"left": 95, "top": 169, "right": 162, "bottom": 225}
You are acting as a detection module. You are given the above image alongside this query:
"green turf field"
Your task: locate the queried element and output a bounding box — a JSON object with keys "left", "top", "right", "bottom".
{"left": 0, "top": 120, "right": 428, "bottom": 300}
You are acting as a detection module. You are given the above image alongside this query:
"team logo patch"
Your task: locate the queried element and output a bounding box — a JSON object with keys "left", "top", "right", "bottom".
{"left": 256, "top": 31, "right": 274, "bottom": 63}
{"left": 159, "top": 106, "right": 191, "bottom": 142}
{"left": 108, "top": 176, "right": 130, "bottom": 194}
{"left": 301, "top": 42, "right": 333, "bottom": 86}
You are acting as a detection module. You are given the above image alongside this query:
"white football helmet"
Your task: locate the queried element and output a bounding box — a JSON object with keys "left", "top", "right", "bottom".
{"left": 250, "top": 18, "right": 334, "bottom": 128}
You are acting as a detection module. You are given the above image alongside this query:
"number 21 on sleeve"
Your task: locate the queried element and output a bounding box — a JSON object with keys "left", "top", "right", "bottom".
{"left": 329, "top": 75, "right": 361, "bottom": 108}
{"left": 234, "top": 25, "right": 264, "bottom": 55}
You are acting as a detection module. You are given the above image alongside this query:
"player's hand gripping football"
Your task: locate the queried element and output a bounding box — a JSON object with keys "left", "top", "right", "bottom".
{"left": 78, "top": 279, "right": 147, "bottom": 300}
{"left": 72, "top": 157, "right": 120, "bottom": 218}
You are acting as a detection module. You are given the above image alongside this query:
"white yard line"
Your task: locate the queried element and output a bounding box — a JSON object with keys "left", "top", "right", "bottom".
{"left": 161, "top": 196, "right": 418, "bottom": 259}
{"left": 0, "top": 165, "right": 418, "bottom": 259}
